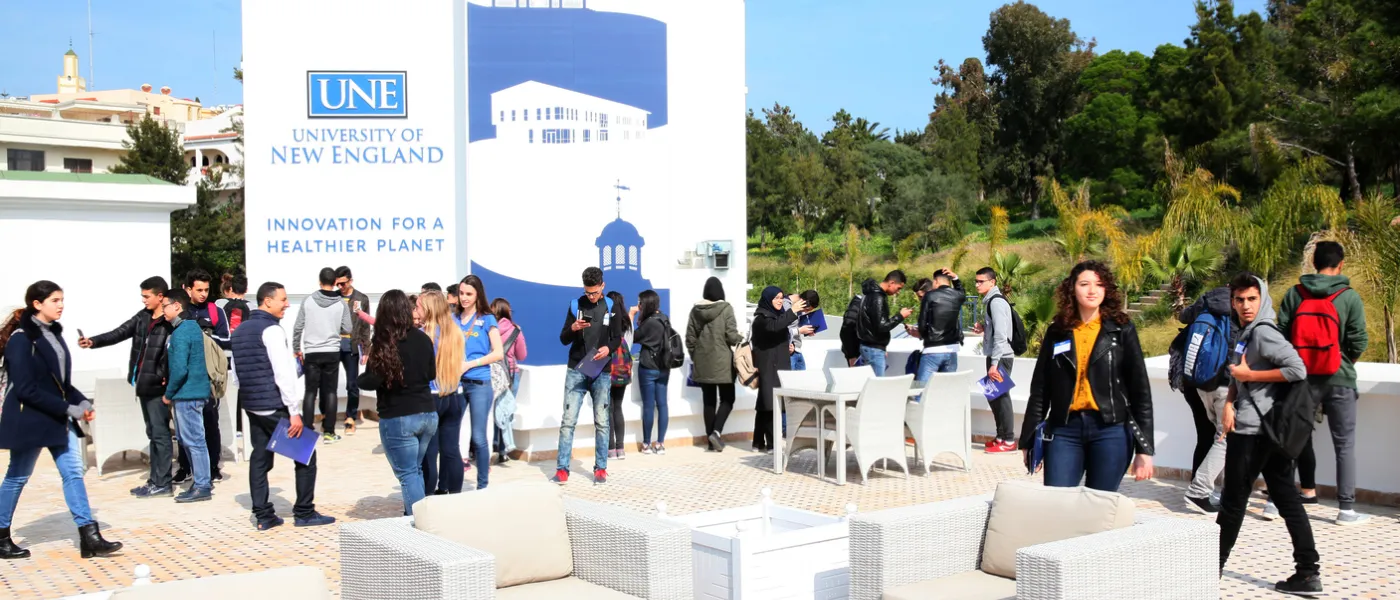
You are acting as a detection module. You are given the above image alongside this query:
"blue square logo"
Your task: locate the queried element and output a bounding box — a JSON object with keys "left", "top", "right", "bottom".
{"left": 307, "top": 71, "right": 407, "bottom": 118}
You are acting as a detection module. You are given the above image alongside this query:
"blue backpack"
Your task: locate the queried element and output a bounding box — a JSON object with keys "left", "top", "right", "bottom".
{"left": 1182, "top": 311, "right": 1232, "bottom": 390}
{"left": 569, "top": 296, "right": 615, "bottom": 323}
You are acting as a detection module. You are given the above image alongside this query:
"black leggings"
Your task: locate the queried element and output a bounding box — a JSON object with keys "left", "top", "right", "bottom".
{"left": 1182, "top": 387, "right": 1216, "bottom": 478}
{"left": 753, "top": 409, "right": 774, "bottom": 450}
{"left": 700, "top": 383, "right": 736, "bottom": 437}
{"left": 610, "top": 385, "right": 627, "bottom": 451}
{"left": 1297, "top": 437, "right": 1317, "bottom": 490}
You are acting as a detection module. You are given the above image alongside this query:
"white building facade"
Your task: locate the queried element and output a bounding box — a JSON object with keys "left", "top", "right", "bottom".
{"left": 490, "top": 81, "right": 649, "bottom": 145}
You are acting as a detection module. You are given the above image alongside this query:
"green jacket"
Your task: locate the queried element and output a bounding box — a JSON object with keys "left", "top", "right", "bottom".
{"left": 685, "top": 300, "right": 744, "bottom": 385}
{"left": 1278, "top": 273, "right": 1368, "bottom": 389}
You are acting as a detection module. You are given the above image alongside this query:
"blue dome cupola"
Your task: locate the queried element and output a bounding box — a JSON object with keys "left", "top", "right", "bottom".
{"left": 596, "top": 179, "right": 645, "bottom": 273}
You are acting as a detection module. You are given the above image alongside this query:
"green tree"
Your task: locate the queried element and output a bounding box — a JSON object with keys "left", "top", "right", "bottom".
{"left": 927, "top": 58, "right": 998, "bottom": 193}
{"left": 983, "top": 1, "right": 1094, "bottom": 218}
{"left": 111, "top": 114, "right": 188, "bottom": 185}
{"left": 1144, "top": 238, "right": 1224, "bottom": 315}
{"left": 171, "top": 170, "right": 245, "bottom": 277}
{"left": 747, "top": 110, "right": 791, "bottom": 245}
{"left": 1350, "top": 193, "right": 1400, "bottom": 362}
{"left": 878, "top": 169, "right": 976, "bottom": 249}
{"left": 990, "top": 251, "right": 1045, "bottom": 299}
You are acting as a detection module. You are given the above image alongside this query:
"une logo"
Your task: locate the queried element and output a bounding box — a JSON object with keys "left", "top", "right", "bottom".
{"left": 307, "top": 71, "right": 407, "bottom": 118}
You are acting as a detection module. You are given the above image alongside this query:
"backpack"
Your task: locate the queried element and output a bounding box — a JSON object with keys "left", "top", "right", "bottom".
{"left": 1242, "top": 322, "right": 1319, "bottom": 459}
{"left": 653, "top": 315, "right": 686, "bottom": 370}
{"left": 610, "top": 342, "right": 634, "bottom": 386}
{"left": 490, "top": 327, "right": 522, "bottom": 399}
{"left": 202, "top": 329, "right": 228, "bottom": 400}
{"left": 569, "top": 296, "right": 615, "bottom": 323}
{"left": 1289, "top": 285, "right": 1347, "bottom": 377}
{"left": 991, "top": 296, "right": 1028, "bottom": 356}
{"left": 734, "top": 328, "right": 758, "bottom": 389}
{"left": 225, "top": 299, "right": 249, "bottom": 332}
{"left": 1181, "top": 311, "right": 1232, "bottom": 390}
{"left": 839, "top": 294, "right": 864, "bottom": 360}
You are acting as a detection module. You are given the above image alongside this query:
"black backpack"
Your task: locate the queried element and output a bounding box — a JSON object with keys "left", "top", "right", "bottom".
{"left": 992, "top": 296, "right": 1028, "bottom": 356}
{"left": 839, "top": 294, "right": 864, "bottom": 359}
{"left": 1242, "top": 322, "right": 1319, "bottom": 459}
{"left": 653, "top": 315, "right": 686, "bottom": 370}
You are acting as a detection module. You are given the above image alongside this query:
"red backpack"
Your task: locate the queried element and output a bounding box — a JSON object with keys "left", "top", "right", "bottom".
{"left": 1290, "top": 285, "right": 1347, "bottom": 376}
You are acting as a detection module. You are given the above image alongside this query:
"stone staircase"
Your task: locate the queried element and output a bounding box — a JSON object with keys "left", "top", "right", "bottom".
{"left": 1126, "top": 283, "right": 1173, "bottom": 318}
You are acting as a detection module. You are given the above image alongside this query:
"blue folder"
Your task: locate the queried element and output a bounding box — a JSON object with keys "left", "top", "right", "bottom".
{"left": 576, "top": 350, "right": 611, "bottom": 379}
{"left": 1029, "top": 421, "right": 1047, "bottom": 475}
{"left": 799, "top": 309, "right": 829, "bottom": 334}
{"left": 976, "top": 367, "right": 1015, "bottom": 401}
{"left": 267, "top": 418, "right": 318, "bottom": 465}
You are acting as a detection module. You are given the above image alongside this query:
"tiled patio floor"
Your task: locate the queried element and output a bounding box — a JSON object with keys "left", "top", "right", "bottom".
{"left": 2, "top": 420, "right": 1397, "bottom": 598}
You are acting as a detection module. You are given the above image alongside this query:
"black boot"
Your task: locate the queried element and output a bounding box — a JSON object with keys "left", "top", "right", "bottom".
{"left": 78, "top": 523, "right": 122, "bottom": 558}
{"left": 0, "top": 528, "right": 29, "bottom": 559}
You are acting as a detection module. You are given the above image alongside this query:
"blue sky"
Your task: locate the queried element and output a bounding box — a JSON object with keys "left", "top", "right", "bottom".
{"left": 0, "top": 0, "right": 1266, "bottom": 132}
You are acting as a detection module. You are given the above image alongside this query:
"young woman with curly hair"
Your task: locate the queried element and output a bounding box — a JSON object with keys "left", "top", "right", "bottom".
{"left": 1020, "top": 261, "right": 1155, "bottom": 492}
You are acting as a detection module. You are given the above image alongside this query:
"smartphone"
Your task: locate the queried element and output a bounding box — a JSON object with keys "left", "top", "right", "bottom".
{"left": 353, "top": 300, "right": 362, "bottom": 313}
{"left": 77, "top": 329, "right": 86, "bottom": 338}
{"left": 580, "top": 314, "right": 594, "bottom": 324}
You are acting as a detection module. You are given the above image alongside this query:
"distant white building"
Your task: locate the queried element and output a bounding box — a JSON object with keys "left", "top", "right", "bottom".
{"left": 490, "top": 81, "right": 649, "bottom": 145}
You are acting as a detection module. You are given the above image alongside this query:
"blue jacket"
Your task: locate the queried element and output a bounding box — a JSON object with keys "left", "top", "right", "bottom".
{"left": 164, "top": 319, "right": 211, "bottom": 401}
{"left": 232, "top": 310, "right": 282, "bottom": 413}
{"left": 1, "top": 316, "right": 89, "bottom": 450}
{"left": 190, "top": 300, "right": 231, "bottom": 350}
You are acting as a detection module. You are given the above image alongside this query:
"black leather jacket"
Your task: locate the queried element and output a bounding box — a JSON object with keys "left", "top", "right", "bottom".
{"left": 88, "top": 309, "right": 174, "bottom": 398}
{"left": 1020, "top": 317, "right": 1155, "bottom": 455}
{"left": 856, "top": 279, "right": 905, "bottom": 350}
{"left": 918, "top": 283, "right": 966, "bottom": 348}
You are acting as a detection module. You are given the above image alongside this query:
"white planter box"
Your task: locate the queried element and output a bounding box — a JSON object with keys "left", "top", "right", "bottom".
{"left": 665, "top": 494, "right": 853, "bottom": 600}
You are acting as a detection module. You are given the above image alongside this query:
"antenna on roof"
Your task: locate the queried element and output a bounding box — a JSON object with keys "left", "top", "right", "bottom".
{"left": 87, "top": 0, "right": 95, "bottom": 89}
{"left": 213, "top": 29, "right": 217, "bottom": 101}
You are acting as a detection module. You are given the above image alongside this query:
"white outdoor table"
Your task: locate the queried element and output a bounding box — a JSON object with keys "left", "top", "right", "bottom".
{"left": 772, "top": 385, "right": 922, "bottom": 485}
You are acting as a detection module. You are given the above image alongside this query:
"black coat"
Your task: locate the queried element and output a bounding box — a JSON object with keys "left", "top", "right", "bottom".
{"left": 856, "top": 279, "right": 905, "bottom": 350}
{"left": 1, "top": 317, "right": 89, "bottom": 450}
{"left": 88, "top": 308, "right": 173, "bottom": 398}
{"left": 1020, "top": 317, "right": 1155, "bottom": 455}
{"left": 751, "top": 309, "right": 798, "bottom": 411}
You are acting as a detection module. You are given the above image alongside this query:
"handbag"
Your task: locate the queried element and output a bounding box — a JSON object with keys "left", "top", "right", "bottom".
{"left": 733, "top": 325, "right": 758, "bottom": 390}
{"left": 490, "top": 327, "right": 523, "bottom": 399}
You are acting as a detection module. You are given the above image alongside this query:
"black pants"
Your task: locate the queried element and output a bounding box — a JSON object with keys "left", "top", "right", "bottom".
{"left": 177, "top": 397, "right": 222, "bottom": 477}
{"left": 1217, "top": 432, "right": 1319, "bottom": 577}
{"left": 1182, "top": 387, "right": 1217, "bottom": 477}
{"left": 985, "top": 357, "right": 1016, "bottom": 441}
{"left": 700, "top": 383, "right": 736, "bottom": 437}
{"left": 340, "top": 350, "right": 361, "bottom": 419}
{"left": 303, "top": 353, "right": 341, "bottom": 435}
{"left": 139, "top": 395, "right": 174, "bottom": 488}
{"left": 609, "top": 385, "right": 627, "bottom": 450}
{"left": 247, "top": 409, "right": 318, "bottom": 521}
{"left": 753, "top": 408, "right": 774, "bottom": 450}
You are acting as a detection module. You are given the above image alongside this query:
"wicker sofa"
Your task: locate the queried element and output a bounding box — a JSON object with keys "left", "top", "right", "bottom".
{"left": 339, "top": 482, "right": 692, "bottom": 599}
{"left": 848, "top": 481, "right": 1219, "bottom": 600}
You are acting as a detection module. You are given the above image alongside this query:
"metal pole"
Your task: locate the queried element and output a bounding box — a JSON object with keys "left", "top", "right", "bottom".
{"left": 87, "top": 0, "right": 94, "bottom": 88}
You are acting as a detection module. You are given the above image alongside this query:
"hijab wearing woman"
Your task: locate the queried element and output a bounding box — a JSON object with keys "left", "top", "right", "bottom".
{"left": 749, "top": 286, "right": 804, "bottom": 452}
{"left": 359, "top": 290, "right": 440, "bottom": 515}
{"left": 686, "top": 277, "right": 744, "bottom": 452}
{"left": 0, "top": 281, "right": 122, "bottom": 559}
{"left": 417, "top": 291, "right": 468, "bottom": 495}
{"left": 455, "top": 275, "right": 504, "bottom": 491}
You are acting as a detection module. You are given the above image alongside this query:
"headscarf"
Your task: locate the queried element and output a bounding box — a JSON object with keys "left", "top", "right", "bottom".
{"left": 703, "top": 277, "right": 726, "bottom": 302}
{"left": 756, "top": 286, "right": 783, "bottom": 318}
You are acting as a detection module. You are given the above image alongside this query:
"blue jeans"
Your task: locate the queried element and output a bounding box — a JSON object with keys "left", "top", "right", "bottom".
{"left": 422, "top": 391, "right": 466, "bottom": 494}
{"left": 174, "top": 398, "right": 211, "bottom": 490}
{"left": 916, "top": 353, "right": 959, "bottom": 383}
{"left": 790, "top": 352, "right": 807, "bottom": 371}
{"left": 859, "top": 345, "right": 888, "bottom": 376}
{"left": 494, "top": 376, "right": 518, "bottom": 454}
{"left": 558, "top": 367, "right": 610, "bottom": 472}
{"left": 380, "top": 411, "right": 438, "bottom": 515}
{"left": 0, "top": 429, "right": 94, "bottom": 528}
{"left": 463, "top": 379, "right": 493, "bottom": 488}
{"left": 1044, "top": 412, "right": 1132, "bottom": 492}
{"left": 638, "top": 368, "right": 670, "bottom": 445}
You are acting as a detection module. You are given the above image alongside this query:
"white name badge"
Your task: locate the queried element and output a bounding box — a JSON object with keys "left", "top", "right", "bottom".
{"left": 1053, "top": 341, "right": 1072, "bottom": 356}
{"left": 1235, "top": 342, "right": 1246, "bottom": 355}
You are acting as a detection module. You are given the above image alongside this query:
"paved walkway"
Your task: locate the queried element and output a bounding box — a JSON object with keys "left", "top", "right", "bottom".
{"left": 2, "top": 420, "right": 1397, "bottom": 598}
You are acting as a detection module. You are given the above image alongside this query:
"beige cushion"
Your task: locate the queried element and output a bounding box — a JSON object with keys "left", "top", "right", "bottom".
{"left": 979, "top": 480, "right": 1134, "bottom": 579}
{"left": 413, "top": 482, "right": 573, "bottom": 588}
{"left": 883, "top": 571, "right": 1016, "bottom": 600}
{"left": 496, "top": 576, "right": 638, "bottom": 600}
{"left": 110, "top": 567, "right": 329, "bottom": 599}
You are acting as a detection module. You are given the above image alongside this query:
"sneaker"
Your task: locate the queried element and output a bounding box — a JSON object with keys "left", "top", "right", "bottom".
{"left": 1274, "top": 573, "right": 1323, "bottom": 596}
{"left": 322, "top": 433, "right": 341, "bottom": 445}
{"left": 174, "top": 487, "right": 213, "bottom": 503}
{"left": 1336, "top": 510, "right": 1371, "bottom": 526}
{"left": 607, "top": 449, "right": 617, "bottom": 459}
{"left": 172, "top": 470, "right": 191, "bottom": 485}
{"left": 983, "top": 438, "right": 996, "bottom": 449}
{"left": 294, "top": 513, "right": 336, "bottom": 528}
{"left": 130, "top": 483, "right": 174, "bottom": 498}
{"left": 550, "top": 469, "right": 569, "bottom": 484}
{"left": 986, "top": 440, "right": 1017, "bottom": 454}
{"left": 654, "top": 444, "right": 666, "bottom": 456}
{"left": 1300, "top": 494, "right": 1319, "bottom": 505}
{"left": 256, "top": 516, "right": 284, "bottom": 531}
{"left": 640, "top": 444, "right": 654, "bottom": 455}
{"left": 211, "top": 471, "right": 227, "bottom": 484}
{"left": 1185, "top": 495, "right": 1220, "bottom": 514}
{"left": 593, "top": 468, "right": 607, "bottom": 485}
{"left": 497, "top": 452, "right": 511, "bottom": 464}
{"left": 1262, "top": 502, "right": 1279, "bottom": 521}
{"left": 708, "top": 432, "right": 725, "bottom": 453}
{"left": 345, "top": 418, "right": 356, "bottom": 435}
{"left": 617, "top": 449, "right": 626, "bottom": 460}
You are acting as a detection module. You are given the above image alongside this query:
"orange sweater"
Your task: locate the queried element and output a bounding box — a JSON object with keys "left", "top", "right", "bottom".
{"left": 1069, "top": 316, "right": 1101, "bottom": 412}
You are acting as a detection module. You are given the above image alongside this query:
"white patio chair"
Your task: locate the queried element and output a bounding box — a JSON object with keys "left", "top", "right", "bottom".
{"left": 778, "top": 369, "right": 829, "bottom": 463}
{"left": 829, "top": 374, "right": 915, "bottom": 484}
{"left": 822, "top": 365, "right": 874, "bottom": 423}
{"left": 90, "top": 378, "right": 151, "bottom": 475}
{"left": 905, "top": 370, "right": 974, "bottom": 474}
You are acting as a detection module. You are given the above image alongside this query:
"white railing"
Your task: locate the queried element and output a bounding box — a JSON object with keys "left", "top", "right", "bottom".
{"left": 0, "top": 114, "right": 129, "bottom": 149}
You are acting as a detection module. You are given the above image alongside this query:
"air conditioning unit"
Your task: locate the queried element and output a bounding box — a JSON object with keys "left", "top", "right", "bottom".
{"left": 699, "top": 240, "right": 733, "bottom": 270}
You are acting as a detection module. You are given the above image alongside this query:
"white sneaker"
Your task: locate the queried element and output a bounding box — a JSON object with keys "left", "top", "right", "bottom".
{"left": 1336, "top": 510, "right": 1371, "bottom": 526}
{"left": 1262, "top": 502, "right": 1279, "bottom": 521}
{"left": 640, "top": 445, "right": 654, "bottom": 455}
{"left": 655, "top": 444, "right": 666, "bottom": 456}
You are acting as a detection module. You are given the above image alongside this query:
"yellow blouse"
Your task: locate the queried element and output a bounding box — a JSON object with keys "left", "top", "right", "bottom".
{"left": 1069, "top": 316, "right": 1102, "bottom": 412}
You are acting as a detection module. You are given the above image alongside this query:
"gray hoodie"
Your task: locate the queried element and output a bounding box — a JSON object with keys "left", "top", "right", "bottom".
{"left": 293, "top": 289, "right": 352, "bottom": 355}
{"left": 1229, "top": 276, "right": 1307, "bottom": 436}
{"left": 981, "top": 287, "right": 1013, "bottom": 360}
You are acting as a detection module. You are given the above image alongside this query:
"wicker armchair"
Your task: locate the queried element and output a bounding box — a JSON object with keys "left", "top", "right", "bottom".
{"left": 848, "top": 491, "right": 1219, "bottom": 600}
{"left": 340, "top": 496, "right": 692, "bottom": 600}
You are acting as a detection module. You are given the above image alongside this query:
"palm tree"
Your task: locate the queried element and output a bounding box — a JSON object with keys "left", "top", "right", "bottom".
{"left": 988, "top": 205, "right": 1009, "bottom": 261}
{"left": 990, "top": 251, "right": 1045, "bottom": 299}
{"left": 851, "top": 117, "right": 890, "bottom": 143}
{"left": 1018, "top": 288, "right": 1059, "bottom": 355}
{"left": 1159, "top": 141, "right": 1241, "bottom": 246}
{"left": 1234, "top": 158, "right": 1346, "bottom": 280}
{"left": 1044, "top": 179, "right": 1128, "bottom": 262}
{"left": 1352, "top": 193, "right": 1400, "bottom": 362}
{"left": 1143, "top": 238, "right": 1224, "bottom": 316}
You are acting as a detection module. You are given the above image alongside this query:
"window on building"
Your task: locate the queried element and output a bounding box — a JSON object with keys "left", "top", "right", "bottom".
{"left": 6, "top": 149, "right": 45, "bottom": 172}
{"left": 524, "top": 108, "right": 529, "bottom": 121}
{"left": 603, "top": 248, "right": 612, "bottom": 269}
{"left": 583, "top": 130, "right": 590, "bottom": 142}
{"left": 600, "top": 113, "right": 608, "bottom": 128}
{"left": 529, "top": 129, "right": 534, "bottom": 144}
{"left": 600, "top": 129, "right": 609, "bottom": 142}
{"left": 554, "top": 107, "right": 562, "bottom": 120}
{"left": 153, "top": 106, "right": 161, "bottom": 115}
{"left": 63, "top": 158, "right": 93, "bottom": 173}
{"left": 499, "top": 110, "right": 504, "bottom": 122}
{"left": 511, "top": 110, "right": 516, "bottom": 121}
{"left": 629, "top": 246, "right": 638, "bottom": 268}
{"left": 536, "top": 108, "right": 541, "bottom": 120}
{"left": 615, "top": 245, "right": 625, "bottom": 266}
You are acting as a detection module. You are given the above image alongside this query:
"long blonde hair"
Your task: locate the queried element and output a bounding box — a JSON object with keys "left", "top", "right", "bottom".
{"left": 420, "top": 291, "right": 465, "bottom": 395}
